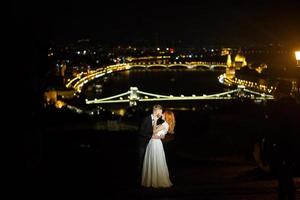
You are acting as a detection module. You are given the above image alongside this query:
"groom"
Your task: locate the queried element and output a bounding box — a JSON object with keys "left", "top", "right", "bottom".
{"left": 137, "top": 104, "right": 164, "bottom": 183}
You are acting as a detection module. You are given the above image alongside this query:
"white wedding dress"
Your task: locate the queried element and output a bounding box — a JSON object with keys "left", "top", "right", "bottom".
{"left": 141, "top": 121, "right": 173, "bottom": 188}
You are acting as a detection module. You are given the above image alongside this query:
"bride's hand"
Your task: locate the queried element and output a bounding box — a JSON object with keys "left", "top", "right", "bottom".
{"left": 154, "top": 125, "right": 164, "bottom": 132}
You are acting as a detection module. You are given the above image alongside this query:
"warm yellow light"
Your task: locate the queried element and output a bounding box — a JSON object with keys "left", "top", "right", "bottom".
{"left": 118, "top": 109, "right": 126, "bottom": 116}
{"left": 55, "top": 100, "right": 65, "bottom": 109}
{"left": 295, "top": 51, "right": 300, "bottom": 61}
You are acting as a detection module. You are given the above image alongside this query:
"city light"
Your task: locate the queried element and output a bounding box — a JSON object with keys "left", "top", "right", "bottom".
{"left": 295, "top": 51, "right": 300, "bottom": 60}
{"left": 55, "top": 100, "right": 65, "bottom": 109}
{"left": 295, "top": 51, "right": 300, "bottom": 66}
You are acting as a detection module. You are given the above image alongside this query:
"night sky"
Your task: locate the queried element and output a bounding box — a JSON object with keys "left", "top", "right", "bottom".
{"left": 12, "top": 0, "right": 300, "bottom": 47}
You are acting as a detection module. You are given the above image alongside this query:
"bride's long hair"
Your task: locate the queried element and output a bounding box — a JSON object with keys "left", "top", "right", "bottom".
{"left": 164, "top": 110, "right": 175, "bottom": 134}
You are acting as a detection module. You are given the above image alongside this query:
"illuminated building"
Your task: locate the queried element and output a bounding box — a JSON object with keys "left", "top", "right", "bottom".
{"left": 233, "top": 54, "right": 247, "bottom": 69}
{"left": 226, "top": 54, "right": 235, "bottom": 79}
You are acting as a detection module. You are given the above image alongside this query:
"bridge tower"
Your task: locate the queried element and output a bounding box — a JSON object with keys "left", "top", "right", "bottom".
{"left": 129, "top": 87, "right": 139, "bottom": 106}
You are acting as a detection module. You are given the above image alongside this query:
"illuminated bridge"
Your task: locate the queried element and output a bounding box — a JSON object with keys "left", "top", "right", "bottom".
{"left": 85, "top": 86, "right": 274, "bottom": 106}
{"left": 129, "top": 63, "right": 227, "bottom": 70}
{"left": 66, "top": 63, "right": 227, "bottom": 94}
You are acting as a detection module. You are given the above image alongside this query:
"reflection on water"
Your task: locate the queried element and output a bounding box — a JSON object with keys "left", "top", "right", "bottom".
{"left": 84, "top": 69, "right": 226, "bottom": 100}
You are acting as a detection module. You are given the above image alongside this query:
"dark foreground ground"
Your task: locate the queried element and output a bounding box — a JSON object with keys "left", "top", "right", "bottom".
{"left": 24, "top": 129, "right": 300, "bottom": 199}
{"left": 23, "top": 102, "right": 300, "bottom": 199}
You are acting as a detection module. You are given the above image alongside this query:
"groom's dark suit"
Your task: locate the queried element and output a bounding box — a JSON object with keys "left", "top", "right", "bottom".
{"left": 137, "top": 115, "right": 153, "bottom": 178}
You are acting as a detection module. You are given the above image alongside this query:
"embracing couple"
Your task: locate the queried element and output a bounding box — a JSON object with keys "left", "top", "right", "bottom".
{"left": 137, "top": 104, "right": 175, "bottom": 188}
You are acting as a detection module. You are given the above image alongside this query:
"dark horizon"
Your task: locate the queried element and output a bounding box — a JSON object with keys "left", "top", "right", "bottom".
{"left": 11, "top": 0, "right": 300, "bottom": 48}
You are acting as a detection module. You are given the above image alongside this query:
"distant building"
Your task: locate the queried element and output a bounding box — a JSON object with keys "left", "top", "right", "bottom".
{"left": 233, "top": 54, "right": 247, "bottom": 69}
{"left": 60, "top": 64, "right": 67, "bottom": 77}
{"left": 221, "top": 48, "right": 231, "bottom": 56}
{"left": 44, "top": 90, "right": 57, "bottom": 105}
{"left": 44, "top": 89, "right": 75, "bottom": 106}
{"left": 226, "top": 54, "right": 235, "bottom": 79}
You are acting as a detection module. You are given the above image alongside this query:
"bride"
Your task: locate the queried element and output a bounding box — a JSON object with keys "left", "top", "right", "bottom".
{"left": 141, "top": 110, "right": 175, "bottom": 188}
